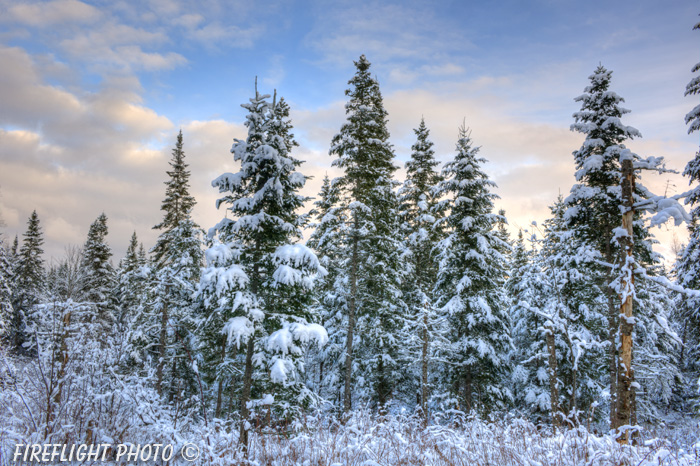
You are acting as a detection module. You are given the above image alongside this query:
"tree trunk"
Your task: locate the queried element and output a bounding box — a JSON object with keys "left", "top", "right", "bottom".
{"left": 344, "top": 214, "right": 359, "bottom": 414}
{"left": 545, "top": 324, "right": 560, "bottom": 428}
{"left": 239, "top": 337, "right": 255, "bottom": 450}
{"left": 215, "top": 336, "right": 227, "bottom": 419}
{"left": 605, "top": 240, "right": 618, "bottom": 429}
{"left": 421, "top": 311, "right": 429, "bottom": 423}
{"left": 615, "top": 156, "right": 635, "bottom": 444}
{"left": 464, "top": 370, "right": 472, "bottom": 412}
{"left": 156, "top": 289, "right": 169, "bottom": 396}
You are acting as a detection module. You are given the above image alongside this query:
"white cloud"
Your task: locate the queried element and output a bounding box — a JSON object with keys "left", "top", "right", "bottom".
{"left": 3, "top": 0, "right": 101, "bottom": 26}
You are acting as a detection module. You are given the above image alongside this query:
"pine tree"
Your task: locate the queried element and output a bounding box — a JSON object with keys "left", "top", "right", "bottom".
{"left": 329, "top": 55, "right": 405, "bottom": 411}
{"left": 79, "top": 213, "right": 115, "bottom": 324}
{"left": 202, "top": 85, "right": 325, "bottom": 446}
{"left": 433, "top": 125, "right": 511, "bottom": 413}
{"left": 11, "top": 211, "right": 45, "bottom": 353}
{"left": 397, "top": 118, "right": 444, "bottom": 414}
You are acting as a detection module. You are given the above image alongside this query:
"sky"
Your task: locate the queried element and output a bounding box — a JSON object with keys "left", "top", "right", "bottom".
{"left": 0, "top": 0, "right": 698, "bottom": 264}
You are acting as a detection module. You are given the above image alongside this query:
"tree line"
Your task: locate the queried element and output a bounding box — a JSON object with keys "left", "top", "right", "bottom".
{"left": 1, "top": 36, "right": 699, "bottom": 449}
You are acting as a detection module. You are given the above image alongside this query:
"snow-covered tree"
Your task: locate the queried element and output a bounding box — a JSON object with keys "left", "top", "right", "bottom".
{"left": 397, "top": 118, "right": 445, "bottom": 414}
{"left": 141, "top": 131, "right": 204, "bottom": 401}
{"left": 202, "top": 85, "right": 325, "bottom": 446}
{"left": 433, "top": 125, "right": 511, "bottom": 413}
{"left": 674, "top": 15, "right": 700, "bottom": 408}
{"left": 116, "top": 232, "right": 147, "bottom": 327}
{"left": 329, "top": 55, "right": 405, "bottom": 411}
{"left": 564, "top": 65, "right": 682, "bottom": 429}
{"left": 0, "top": 234, "right": 14, "bottom": 343}
{"left": 306, "top": 175, "right": 348, "bottom": 403}
{"left": 79, "top": 213, "right": 115, "bottom": 325}
{"left": 11, "top": 210, "right": 45, "bottom": 353}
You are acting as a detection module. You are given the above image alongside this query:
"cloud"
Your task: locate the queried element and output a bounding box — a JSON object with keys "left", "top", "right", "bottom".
{"left": 3, "top": 0, "right": 101, "bottom": 26}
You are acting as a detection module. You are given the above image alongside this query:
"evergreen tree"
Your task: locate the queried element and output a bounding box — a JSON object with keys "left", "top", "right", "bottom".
{"left": 142, "top": 131, "right": 204, "bottom": 401}
{"left": 329, "top": 55, "right": 405, "bottom": 411}
{"left": 397, "top": 118, "right": 445, "bottom": 414}
{"left": 565, "top": 66, "right": 686, "bottom": 434}
{"left": 11, "top": 210, "right": 45, "bottom": 353}
{"left": 433, "top": 125, "right": 511, "bottom": 412}
{"left": 201, "top": 86, "right": 325, "bottom": 446}
{"left": 79, "top": 213, "right": 115, "bottom": 324}
{"left": 684, "top": 17, "right": 700, "bottom": 135}
{"left": 0, "top": 235, "right": 14, "bottom": 343}
{"left": 306, "top": 175, "right": 348, "bottom": 403}
{"left": 152, "top": 130, "right": 198, "bottom": 266}
{"left": 673, "top": 15, "right": 700, "bottom": 409}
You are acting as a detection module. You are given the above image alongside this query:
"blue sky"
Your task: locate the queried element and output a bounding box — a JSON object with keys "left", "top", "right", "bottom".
{"left": 0, "top": 0, "right": 698, "bottom": 261}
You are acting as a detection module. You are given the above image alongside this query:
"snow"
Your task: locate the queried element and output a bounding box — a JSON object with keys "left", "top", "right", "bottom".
{"left": 223, "top": 316, "right": 255, "bottom": 348}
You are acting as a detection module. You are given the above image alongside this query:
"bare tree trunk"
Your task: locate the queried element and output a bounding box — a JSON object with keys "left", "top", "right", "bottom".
{"left": 545, "top": 324, "right": 560, "bottom": 428}
{"left": 344, "top": 215, "right": 359, "bottom": 414}
{"left": 615, "top": 157, "right": 635, "bottom": 444}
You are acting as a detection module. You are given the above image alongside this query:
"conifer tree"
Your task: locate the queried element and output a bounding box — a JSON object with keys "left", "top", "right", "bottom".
{"left": 330, "top": 55, "right": 405, "bottom": 411}
{"left": 397, "top": 118, "right": 444, "bottom": 414}
{"left": 306, "top": 175, "right": 348, "bottom": 402}
{"left": 79, "top": 213, "right": 115, "bottom": 324}
{"left": 11, "top": 210, "right": 45, "bottom": 353}
{"left": 675, "top": 15, "right": 700, "bottom": 404}
{"left": 433, "top": 125, "right": 511, "bottom": 412}
{"left": 0, "top": 236, "right": 13, "bottom": 343}
{"left": 142, "top": 131, "right": 204, "bottom": 401}
{"left": 202, "top": 85, "right": 325, "bottom": 446}
{"left": 116, "top": 232, "right": 147, "bottom": 327}
{"left": 566, "top": 65, "right": 685, "bottom": 433}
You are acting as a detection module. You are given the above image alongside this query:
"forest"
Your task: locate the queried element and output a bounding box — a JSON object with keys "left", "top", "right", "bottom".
{"left": 1, "top": 29, "right": 700, "bottom": 466}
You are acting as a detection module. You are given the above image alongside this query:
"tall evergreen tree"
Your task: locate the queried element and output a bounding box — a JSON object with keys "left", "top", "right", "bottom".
{"left": 143, "top": 131, "right": 204, "bottom": 400}
{"left": 433, "top": 125, "right": 511, "bottom": 412}
{"left": 397, "top": 118, "right": 444, "bottom": 414}
{"left": 201, "top": 86, "right": 325, "bottom": 446}
{"left": 79, "top": 213, "right": 115, "bottom": 324}
{"left": 329, "top": 55, "right": 405, "bottom": 411}
{"left": 11, "top": 210, "right": 45, "bottom": 353}
{"left": 566, "top": 66, "right": 684, "bottom": 432}
{"left": 674, "top": 15, "right": 700, "bottom": 409}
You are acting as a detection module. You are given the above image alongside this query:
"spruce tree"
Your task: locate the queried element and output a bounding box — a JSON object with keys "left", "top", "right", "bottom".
{"left": 306, "top": 175, "right": 348, "bottom": 402}
{"left": 143, "top": 131, "right": 204, "bottom": 401}
{"left": 202, "top": 85, "right": 325, "bottom": 446}
{"left": 433, "top": 125, "right": 511, "bottom": 412}
{"left": 0, "top": 235, "right": 13, "bottom": 343}
{"left": 329, "top": 55, "right": 405, "bottom": 411}
{"left": 116, "top": 232, "right": 147, "bottom": 327}
{"left": 79, "top": 213, "right": 115, "bottom": 324}
{"left": 673, "top": 15, "right": 700, "bottom": 410}
{"left": 566, "top": 66, "right": 684, "bottom": 432}
{"left": 12, "top": 211, "right": 45, "bottom": 353}
{"left": 397, "top": 118, "right": 444, "bottom": 414}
